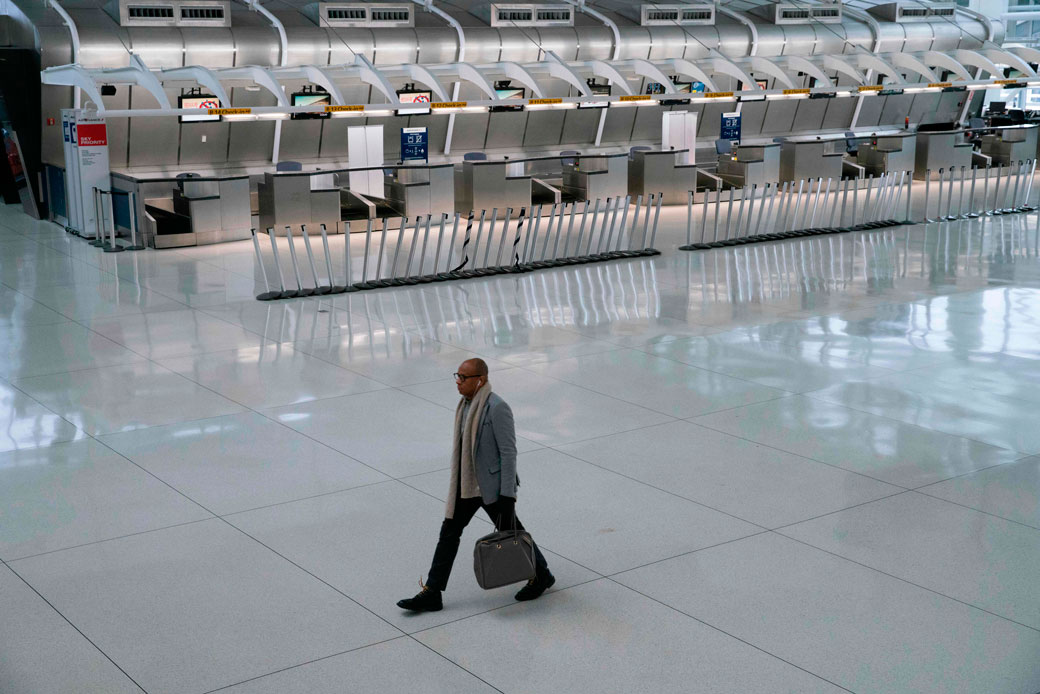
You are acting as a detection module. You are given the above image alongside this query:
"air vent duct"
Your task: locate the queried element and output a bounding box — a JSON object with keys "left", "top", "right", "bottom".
{"left": 617, "top": 4, "right": 715, "bottom": 26}
{"left": 867, "top": 2, "right": 959, "bottom": 22}
{"left": 471, "top": 3, "right": 574, "bottom": 27}
{"left": 106, "top": 0, "right": 230, "bottom": 26}
{"left": 750, "top": 2, "right": 842, "bottom": 24}
{"left": 304, "top": 2, "right": 414, "bottom": 27}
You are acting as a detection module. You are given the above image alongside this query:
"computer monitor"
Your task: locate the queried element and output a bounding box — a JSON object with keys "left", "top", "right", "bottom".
{"left": 397, "top": 90, "right": 432, "bottom": 115}
{"left": 579, "top": 83, "right": 610, "bottom": 109}
{"left": 290, "top": 92, "right": 331, "bottom": 120}
{"left": 491, "top": 87, "right": 525, "bottom": 112}
{"left": 755, "top": 79, "right": 769, "bottom": 90}
{"left": 989, "top": 101, "right": 1007, "bottom": 114}
{"left": 179, "top": 94, "right": 221, "bottom": 123}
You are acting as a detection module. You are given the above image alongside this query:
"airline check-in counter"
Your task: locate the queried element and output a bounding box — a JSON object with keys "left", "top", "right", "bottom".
{"left": 561, "top": 153, "right": 628, "bottom": 202}
{"left": 855, "top": 132, "right": 917, "bottom": 177}
{"left": 457, "top": 158, "right": 533, "bottom": 216}
{"left": 716, "top": 143, "right": 781, "bottom": 189}
{"left": 383, "top": 164, "right": 455, "bottom": 219}
{"left": 779, "top": 136, "right": 845, "bottom": 184}
{"left": 980, "top": 124, "right": 1039, "bottom": 166}
{"left": 258, "top": 170, "right": 342, "bottom": 236}
{"left": 111, "top": 172, "right": 252, "bottom": 249}
{"left": 913, "top": 128, "right": 974, "bottom": 179}
{"left": 628, "top": 149, "right": 697, "bottom": 204}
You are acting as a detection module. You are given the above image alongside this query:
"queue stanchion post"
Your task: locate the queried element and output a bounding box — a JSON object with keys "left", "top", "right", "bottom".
{"left": 300, "top": 225, "right": 328, "bottom": 295}
{"left": 1020, "top": 159, "right": 1037, "bottom": 211}
{"left": 438, "top": 212, "right": 462, "bottom": 280}
{"left": 284, "top": 225, "right": 312, "bottom": 297}
{"left": 508, "top": 207, "right": 527, "bottom": 272}
{"left": 378, "top": 217, "right": 407, "bottom": 287}
{"left": 990, "top": 164, "right": 1002, "bottom": 215}
{"left": 397, "top": 215, "right": 424, "bottom": 285}
{"left": 252, "top": 228, "right": 279, "bottom": 301}
{"left": 103, "top": 192, "right": 125, "bottom": 252}
{"left": 125, "top": 191, "right": 145, "bottom": 250}
{"left": 268, "top": 227, "right": 296, "bottom": 299}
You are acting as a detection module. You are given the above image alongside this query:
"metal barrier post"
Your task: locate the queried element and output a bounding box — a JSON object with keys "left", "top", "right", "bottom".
{"left": 284, "top": 226, "right": 311, "bottom": 296}
{"left": 967, "top": 166, "right": 979, "bottom": 218}
{"left": 252, "top": 229, "right": 279, "bottom": 301}
{"left": 923, "top": 170, "right": 934, "bottom": 222}
{"left": 126, "top": 191, "right": 145, "bottom": 250}
{"left": 440, "top": 212, "right": 462, "bottom": 279}
{"left": 300, "top": 225, "right": 327, "bottom": 294}
{"left": 268, "top": 227, "right": 295, "bottom": 299}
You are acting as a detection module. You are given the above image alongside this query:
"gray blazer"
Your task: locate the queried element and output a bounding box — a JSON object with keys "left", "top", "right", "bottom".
{"left": 472, "top": 392, "right": 518, "bottom": 506}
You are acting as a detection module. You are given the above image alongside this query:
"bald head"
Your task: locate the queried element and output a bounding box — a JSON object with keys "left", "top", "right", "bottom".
{"left": 461, "top": 357, "right": 489, "bottom": 378}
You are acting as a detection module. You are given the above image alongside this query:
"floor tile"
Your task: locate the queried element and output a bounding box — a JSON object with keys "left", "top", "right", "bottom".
{"left": 919, "top": 455, "right": 1040, "bottom": 529}
{"left": 807, "top": 374, "right": 1040, "bottom": 454}
{"left": 198, "top": 298, "right": 376, "bottom": 344}
{"left": 779, "top": 492, "right": 1040, "bottom": 629}
{"left": 0, "top": 321, "right": 145, "bottom": 379}
{"left": 405, "top": 448, "right": 761, "bottom": 574}
{"left": 228, "top": 480, "right": 597, "bottom": 633}
{"left": 100, "top": 412, "right": 388, "bottom": 515}
{"left": 265, "top": 389, "right": 457, "bottom": 478}
{"left": 646, "top": 331, "right": 897, "bottom": 393}
{"left": 436, "top": 320, "right": 623, "bottom": 367}
{"left": 415, "top": 579, "right": 847, "bottom": 694}
{"left": 558, "top": 420, "right": 901, "bottom": 528}
{"left": 527, "top": 348, "right": 788, "bottom": 418}
{"left": 0, "top": 565, "right": 145, "bottom": 694}
{"left": 0, "top": 286, "right": 70, "bottom": 327}
{"left": 296, "top": 330, "right": 508, "bottom": 388}
{"left": 88, "top": 309, "right": 265, "bottom": 359}
{"left": 11, "top": 519, "right": 399, "bottom": 694}
{"left": 158, "top": 344, "right": 386, "bottom": 409}
{"left": 0, "top": 378, "right": 82, "bottom": 453}
{"left": 404, "top": 368, "right": 673, "bottom": 447}
{"left": 16, "top": 362, "right": 244, "bottom": 436}
{"left": 0, "top": 439, "right": 212, "bottom": 560}
{"left": 615, "top": 533, "right": 1040, "bottom": 694}
{"left": 692, "top": 395, "right": 1022, "bottom": 488}
{"left": 22, "top": 280, "right": 186, "bottom": 321}
{"left": 219, "top": 638, "right": 497, "bottom": 694}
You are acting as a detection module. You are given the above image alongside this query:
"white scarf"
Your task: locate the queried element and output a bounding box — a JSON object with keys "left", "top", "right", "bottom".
{"left": 445, "top": 382, "right": 493, "bottom": 519}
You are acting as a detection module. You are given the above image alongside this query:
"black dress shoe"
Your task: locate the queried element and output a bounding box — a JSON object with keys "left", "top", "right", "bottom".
{"left": 514, "top": 572, "right": 555, "bottom": 601}
{"left": 397, "top": 582, "right": 442, "bottom": 612}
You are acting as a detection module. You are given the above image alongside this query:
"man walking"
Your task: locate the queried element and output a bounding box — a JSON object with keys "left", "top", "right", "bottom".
{"left": 397, "top": 358, "right": 554, "bottom": 612}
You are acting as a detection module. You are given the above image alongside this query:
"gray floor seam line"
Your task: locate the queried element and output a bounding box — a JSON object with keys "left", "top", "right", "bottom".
{"left": 197, "top": 635, "right": 407, "bottom": 694}
{"left": 796, "top": 389, "right": 1038, "bottom": 457}
{"left": 217, "top": 478, "right": 398, "bottom": 519}
{"left": 604, "top": 576, "right": 858, "bottom": 694}
{"left": 679, "top": 418, "right": 917, "bottom": 490}
{"left": 907, "top": 488, "right": 1040, "bottom": 533}
{"left": 546, "top": 445, "right": 773, "bottom": 531}
{"left": 5, "top": 516, "right": 216, "bottom": 564}
{"left": 767, "top": 489, "right": 914, "bottom": 533}
{"left": 602, "top": 530, "right": 774, "bottom": 578}
{"left": 4, "top": 563, "right": 150, "bottom": 694}
{"left": 774, "top": 531, "right": 1040, "bottom": 635}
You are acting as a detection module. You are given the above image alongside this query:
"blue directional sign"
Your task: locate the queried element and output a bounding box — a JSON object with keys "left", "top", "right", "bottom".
{"left": 720, "top": 112, "right": 741, "bottom": 142}
{"left": 401, "top": 126, "right": 428, "bottom": 162}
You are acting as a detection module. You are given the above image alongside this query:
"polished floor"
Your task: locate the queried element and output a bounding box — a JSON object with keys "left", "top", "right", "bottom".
{"left": 2, "top": 199, "right": 1040, "bottom": 694}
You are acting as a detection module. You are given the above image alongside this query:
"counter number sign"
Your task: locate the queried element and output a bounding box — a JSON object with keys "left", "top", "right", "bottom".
{"left": 720, "top": 112, "right": 741, "bottom": 142}
{"left": 401, "top": 126, "right": 428, "bottom": 162}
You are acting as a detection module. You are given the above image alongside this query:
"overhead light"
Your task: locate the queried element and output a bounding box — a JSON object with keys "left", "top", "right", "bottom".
{"left": 244, "top": 84, "right": 261, "bottom": 92}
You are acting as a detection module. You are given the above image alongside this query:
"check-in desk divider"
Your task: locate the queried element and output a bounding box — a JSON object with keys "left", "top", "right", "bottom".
{"left": 253, "top": 198, "right": 661, "bottom": 301}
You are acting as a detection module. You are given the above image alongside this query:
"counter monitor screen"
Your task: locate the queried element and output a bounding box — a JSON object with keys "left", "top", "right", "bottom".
{"left": 179, "top": 94, "right": 221, "bottom": 123}
{"left": 988, "top": 101, "right": 1007, "bottom": 114}
{"left": 291, "top": 92, "right": 331, "bottom": 119}
{"left": 578, "top": 83, "right": 610, "bottom": 109}
{"left": 491, "top": 87, "right": 525, "bottom": 112}
{"left": 398, "top": 90, "right": 432, "bottom": 115}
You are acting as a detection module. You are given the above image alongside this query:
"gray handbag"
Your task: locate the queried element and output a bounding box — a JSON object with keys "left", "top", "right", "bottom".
{"left": 473, "top": 527, "right": 537, "bottom": 590}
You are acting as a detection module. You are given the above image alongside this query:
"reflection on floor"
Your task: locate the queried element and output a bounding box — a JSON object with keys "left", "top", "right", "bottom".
{"left": 1, "top": 202, "right": 1039, "bottom": 694}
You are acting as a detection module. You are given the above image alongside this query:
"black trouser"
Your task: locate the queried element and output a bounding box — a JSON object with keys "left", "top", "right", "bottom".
{"left": 426, "top": 495, "right": 550, "bottom": 591}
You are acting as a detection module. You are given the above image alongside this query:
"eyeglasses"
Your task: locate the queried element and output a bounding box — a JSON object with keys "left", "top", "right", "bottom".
{"left": 453, "top": 373, "right": 481, "bottom": 383}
